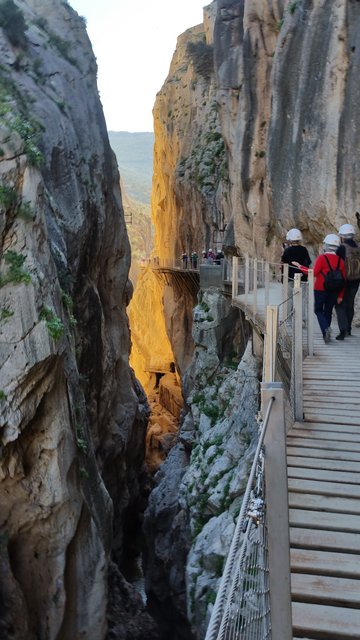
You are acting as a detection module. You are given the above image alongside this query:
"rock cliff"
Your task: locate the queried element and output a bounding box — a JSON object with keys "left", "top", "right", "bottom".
{"left": 0, "top": 1, "right": 153, "bottom": 638}
{"left": 142, "top": 1, "right": 360, "bottom": 638}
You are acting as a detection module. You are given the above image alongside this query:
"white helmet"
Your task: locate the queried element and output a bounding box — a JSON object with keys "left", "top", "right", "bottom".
{"left": 287, "top": 228, "right": 302, "bottom": 241}
{"left": 323, "top": 233, "right": 340, "bottom": 247}
{"left": 338, "top": 223, "right": 355, "bottom": 237}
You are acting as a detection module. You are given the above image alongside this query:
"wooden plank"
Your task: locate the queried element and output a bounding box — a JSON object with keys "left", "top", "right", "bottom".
{"left": 287, "top": 455, "right": 360, "bottom": 473}
{"left": 289, "top": 492, "right": 360, "bottom": 515}
{"left": 288, "top": 466, "right": 360, "bottom": 484}
{"left": 287, "top": 429, "right": 360, "bottom": 443}
{"left": 291, "top": 549, "right": 360, "bottom": 578}
{"left": 303, "top": 395, "right": 360, "bottom": 405}
{"left": 289, "top": 508, "right": 360, "bottom": 532}
{"left": 288, "top": 477, "right": 360, "bottom": 498}
{"left": 291, "top": 573, "right": 360, "bottom": 606}
{"left": 286, "top": 437, "right": 360, "bottom": 452}
{"left": 287, "top": 445, "right": 360, "bottom": 462}
{"left": 292, "top": 602, "right": 360, "bottom": 638}
{"left": 290, "top": 527, "right": 360, "bottom": 552}
{"left": 292, "top": 421, "right": 360, "bottom": 434}
{"left": 303, "top": 382, "right": 360, "bottom": 389}
{"left": 304, "top": 413, "right": 360, "bottom": 425}
{"left": 302, "top": 407, "right": 360, "bottom": 419}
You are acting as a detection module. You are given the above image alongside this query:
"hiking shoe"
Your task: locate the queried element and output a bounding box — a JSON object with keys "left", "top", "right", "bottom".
{"left": 324, "top": 328, "right": 331, "bottom": 343}
{"left": 336, "top": 331, "right": 346, "bottom": 340}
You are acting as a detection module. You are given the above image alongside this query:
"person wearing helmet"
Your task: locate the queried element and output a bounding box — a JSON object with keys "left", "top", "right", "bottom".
{"left": 292, "top": 234, "right": 346, "bottom": 343}
{"left": 281, "top": 228, "right": 311, "bottom": 282}
{"left": 335, "top": 223, "right": 360, "bottom": 339}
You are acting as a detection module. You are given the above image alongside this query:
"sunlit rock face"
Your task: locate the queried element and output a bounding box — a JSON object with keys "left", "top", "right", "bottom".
{"left": 152, "top": 3, "right": 230, "bottom": 262}
{"left": 0, "top": 2, "right": 151, "bottom": 638}
{"left": 128, "top": 267, "right": 175, "bottom": 391}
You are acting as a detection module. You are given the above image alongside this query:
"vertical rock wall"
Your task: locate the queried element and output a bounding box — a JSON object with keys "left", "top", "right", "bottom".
{"left": 0, "top": 2, "right": 151, "bottom": 638}
{"left": 143, "top": 1, "right": 360, "bottom": 639}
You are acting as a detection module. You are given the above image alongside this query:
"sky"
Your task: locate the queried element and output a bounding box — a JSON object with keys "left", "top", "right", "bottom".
{"left": 69, "top": 0, "right": 208, "bottom": 132}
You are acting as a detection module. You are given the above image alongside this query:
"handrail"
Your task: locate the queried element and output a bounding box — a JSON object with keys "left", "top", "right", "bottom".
{"left": 204, "top": 397, "right": 274, "bottom": 640}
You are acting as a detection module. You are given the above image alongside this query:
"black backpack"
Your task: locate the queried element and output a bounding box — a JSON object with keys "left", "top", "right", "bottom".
{"left": 322, "top": 255, "right": 345, "bottom": 293}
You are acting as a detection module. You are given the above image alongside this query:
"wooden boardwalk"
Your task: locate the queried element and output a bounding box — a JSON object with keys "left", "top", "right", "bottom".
{"left": 233, "top": 284, "right": 360, "bottom": 639}
{"left": 290, "top": 326, "right": 360, "bottom": 639}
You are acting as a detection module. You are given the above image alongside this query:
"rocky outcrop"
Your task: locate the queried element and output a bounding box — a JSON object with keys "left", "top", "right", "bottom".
{"left": 144, "top": 289, "right": 255, "bottom": 639}
{"left": 0, "top": 2, "right": 151, "bottom": 638}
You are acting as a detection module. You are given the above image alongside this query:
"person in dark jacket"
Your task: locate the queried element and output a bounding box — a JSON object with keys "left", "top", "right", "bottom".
{"left": 281, "top": 228, "right": 311, "bottom": 282}
{"left": 335, "top": 224, "right": 360, "bottom": 339}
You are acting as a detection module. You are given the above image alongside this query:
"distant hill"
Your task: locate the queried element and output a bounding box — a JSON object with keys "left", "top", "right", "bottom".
{"left": 109, "top": 131, "right": 154, "bottom": 204}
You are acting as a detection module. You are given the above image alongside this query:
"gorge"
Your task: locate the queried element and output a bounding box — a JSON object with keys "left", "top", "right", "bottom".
{"left": 1, "top": 1, "right": 360, "bottom": 640}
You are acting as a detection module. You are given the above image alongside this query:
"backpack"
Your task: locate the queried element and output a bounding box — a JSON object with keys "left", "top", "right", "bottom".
{"left": 322, "top": 255, "right": 345, "bottom": 293}
{"left": 345, "top": 244, "right": 360, "bottom": 281}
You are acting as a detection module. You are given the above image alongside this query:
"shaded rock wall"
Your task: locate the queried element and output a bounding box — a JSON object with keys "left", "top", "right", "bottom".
{"left": 0, "top": 2, "right": 151, "bottom": 638}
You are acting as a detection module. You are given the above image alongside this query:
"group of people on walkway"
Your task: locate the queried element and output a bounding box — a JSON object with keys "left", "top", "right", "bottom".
{"left": 281, "top": 224, "right": 360, "bottom": 343}
{"left": 181, "top": 249, "right": 224, "bottom": 269}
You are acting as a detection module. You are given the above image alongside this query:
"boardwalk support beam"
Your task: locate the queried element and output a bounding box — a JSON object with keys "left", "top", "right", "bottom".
{"left": 262, "top": 382, "right": 292, "bottom": 640}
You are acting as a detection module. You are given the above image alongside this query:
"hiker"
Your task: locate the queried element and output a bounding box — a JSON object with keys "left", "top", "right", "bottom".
{"left": 190, "top": 252, "right": 198, "bottom": 269}
{"left": 215, "top": 249, "right": 224, "bottom": 265}
{"left": 335, "top": 224, "right": 360, "bottom": 340}
{"left": 281, "top": 228, "right": 311, "bottom": 317}
{"left": 292, "top": 234, "right": 346, "bottom": 343}
{"left": 182, "top": 251, "right": 188, "bottom": 268}
{"left": 281, "top": 228, "right": 311, "bottom": 283}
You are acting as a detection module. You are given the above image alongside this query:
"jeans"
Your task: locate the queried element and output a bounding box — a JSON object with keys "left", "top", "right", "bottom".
{"left": 336, "top": 281, "right": 360, "bottom": 332}
{"left": 314, "top": 290, "right": 337, "bottom": 336}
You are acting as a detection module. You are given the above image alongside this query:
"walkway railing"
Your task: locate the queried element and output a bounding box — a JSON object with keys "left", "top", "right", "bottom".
{"left": 232, "top": 255, "right": 314, "bottom": 420}
{"left": 204, "top": 255, "right": 317, "bottom": 639}
{"left": 204, "top": 384, "right": 292, "bottom": 640}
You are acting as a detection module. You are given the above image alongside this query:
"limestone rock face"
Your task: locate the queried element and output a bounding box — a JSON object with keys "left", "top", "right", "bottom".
{"left": 214, "top": 0, "right": 360, "bottom": 258}
{"left": 152, "top": 5, "right": 230, "bottom": 263}
{"left": 0, "top": 2, "right": 149, "bottom": 638}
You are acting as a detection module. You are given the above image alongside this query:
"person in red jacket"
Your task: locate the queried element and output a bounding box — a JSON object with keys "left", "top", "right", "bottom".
{"left": 292, "top": 234, "right": 346, "bottom": 343}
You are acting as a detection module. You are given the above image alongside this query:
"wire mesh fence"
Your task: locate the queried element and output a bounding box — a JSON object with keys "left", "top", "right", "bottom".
{"left": 216, "top": 451, "right": 271, "bottom": 640}
{"left": 205, "top": 399, "right": 276, "bottom": 640}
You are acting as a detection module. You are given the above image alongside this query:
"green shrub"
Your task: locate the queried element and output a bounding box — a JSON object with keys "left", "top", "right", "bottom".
{"left": 11, "top": 116, "right": 43, "bottom": 166}
{"left": 0, "top": 184, "right": 17, "bottom": 210}
{"left": 202, "top": 404, "right": 220, "bottom": 422}
{"left": 0, "top": 390, "right": 7, "bottom": 401}
{"left": 0, "top": 307, "right": 13, "bottom": 320}
{"left": 1, "top": 250, "right": 31, "bottom": 286}
{"left": 76, "top": 426, "right": 87, "bottom": 454}
{"left": 0, "top": 0, "right": 27, "bottom": 48}
{"left": 186, "top": 40, "right": 213, "bottom": 79}
{"left": 40, "top": 306, "right": 64, "bottom": 340}
{"left": 192, "top": 392, "right": 205, "bottom": 405}
{"left": 17, "top": 200, "right": 33, "bottom": 221}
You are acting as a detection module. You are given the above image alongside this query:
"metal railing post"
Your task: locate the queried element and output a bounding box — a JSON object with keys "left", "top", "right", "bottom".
{"left": 263, "top": 305, "right": 279, "bottom": 383}
{"left": 282, "top": 263, "right": 289, "bottom": 323}
{"left": 232, "top": 256, "right": 238, "bottom": 299}
{"left": 245, "top": 254, "right": 249, "bottom": 306}
{"left": 265, "top": 262, "right": 270, "bottom": 309}
{"left": 293, "top": 273, "right": 303, "bottom": 420}
{"left": 261, "top": 382, "right": 292, "bottom": 640}
{"left": 253, "top": 257, "right": 258, "bottom": 317}
{"left": 307, "top": 269, "right": 314, "bottom": 356}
